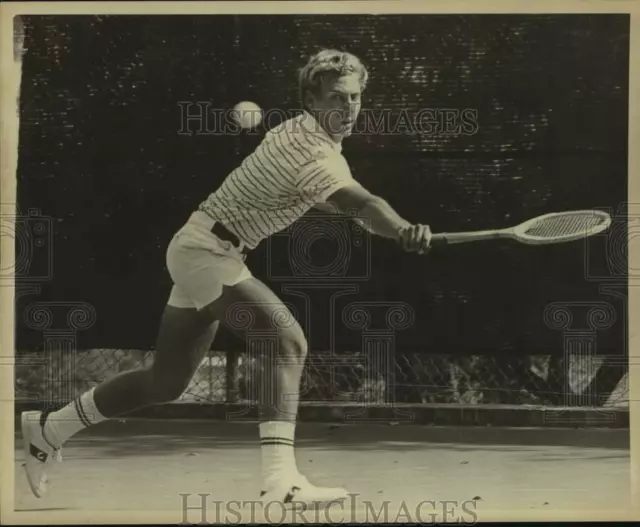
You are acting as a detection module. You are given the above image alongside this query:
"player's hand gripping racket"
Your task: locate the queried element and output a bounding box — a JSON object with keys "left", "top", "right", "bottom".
{"left": 430, "top": 210, "right": 611, "bottom": 246}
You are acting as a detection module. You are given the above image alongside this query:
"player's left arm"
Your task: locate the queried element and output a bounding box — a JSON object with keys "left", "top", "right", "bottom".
{"left": 313, "top": 201, "right": 372, "bottom": 230}
{"left": 299, "top": 158, "right": 429, "bottom": 252}
{"left": 312, "top": 202, "right": 339, "bottom": 214}
{"left": 300, "top": 155, "right": 432, "bottom": 248}
{"left": 308, "top": 162, "right": 372, "bottom": 230}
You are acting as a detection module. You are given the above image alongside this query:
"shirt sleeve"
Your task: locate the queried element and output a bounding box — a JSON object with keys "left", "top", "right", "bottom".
{"left": 296, "top": 154, "right": 357, "bottom": 204}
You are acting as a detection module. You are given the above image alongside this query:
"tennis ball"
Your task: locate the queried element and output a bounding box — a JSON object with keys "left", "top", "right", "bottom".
{"left": 232, "top": 101, "right": 262, "bottom": 129}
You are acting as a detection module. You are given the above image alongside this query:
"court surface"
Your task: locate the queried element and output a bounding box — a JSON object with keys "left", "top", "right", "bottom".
{"left": 13, "top": 419, "right": 631, "bottom": 522}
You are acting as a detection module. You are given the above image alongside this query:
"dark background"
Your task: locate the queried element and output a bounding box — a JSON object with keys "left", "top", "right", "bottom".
{"left": 14, "top": 14, "right": 629, "bottom": 356}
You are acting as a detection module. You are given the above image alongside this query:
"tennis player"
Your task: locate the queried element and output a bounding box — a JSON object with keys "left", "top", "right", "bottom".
{"left": 21, "top": 49, "right": 432, "bottom": 507}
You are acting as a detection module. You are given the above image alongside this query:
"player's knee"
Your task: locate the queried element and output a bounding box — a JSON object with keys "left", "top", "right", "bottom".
{"left": 149, "top": 369, "right": 191, "bottom": 403}
{"left": 152, "top": 380, "right": 189, "bottom": 403}
{"left": 279, "top": 330, "right": 308, "bottom": 363}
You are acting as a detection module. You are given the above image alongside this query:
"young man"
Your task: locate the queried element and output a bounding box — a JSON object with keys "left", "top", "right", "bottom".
{"left": 21, "top": 49, "right": 432, "bottom": 506}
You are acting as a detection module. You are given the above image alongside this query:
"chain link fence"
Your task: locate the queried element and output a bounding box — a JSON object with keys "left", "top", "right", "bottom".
{"left": 14, "top": 349, "right": 628, "bottom": 409}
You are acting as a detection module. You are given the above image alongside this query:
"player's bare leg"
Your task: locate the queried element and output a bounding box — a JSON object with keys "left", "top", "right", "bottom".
{"left": 21, "top": 304, "right": 218, "bottom": 498}
{"left": 203, "top": 277, "right": 348, "bottom": 507}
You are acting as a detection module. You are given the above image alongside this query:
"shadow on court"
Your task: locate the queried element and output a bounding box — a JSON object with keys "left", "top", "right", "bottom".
{"left": 15, "top": 418, "right": 629, "bottom": 460}
{"left": 13, "top": 418, "right": 631, "bottom": 515}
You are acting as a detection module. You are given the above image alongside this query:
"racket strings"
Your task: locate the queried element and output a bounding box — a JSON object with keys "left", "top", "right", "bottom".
{"left": 524, "top": 213, "right": 606, "bottom": 238}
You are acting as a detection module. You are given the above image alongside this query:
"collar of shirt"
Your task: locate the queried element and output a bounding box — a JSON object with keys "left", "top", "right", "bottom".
{"left": 299, "top": 110, "right": 343, "bottom": 154}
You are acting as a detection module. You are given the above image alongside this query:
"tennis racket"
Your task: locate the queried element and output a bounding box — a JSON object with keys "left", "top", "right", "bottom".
{"left": 430, "top": 210, "right": 612, "bottom": 246}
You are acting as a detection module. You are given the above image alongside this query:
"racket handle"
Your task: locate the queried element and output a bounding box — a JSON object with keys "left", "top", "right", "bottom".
{"left": 430, "top": 234, "right": 450, "bottom": 246}
{"left": 431, "top": 230, "right": 508, "bottom": 245}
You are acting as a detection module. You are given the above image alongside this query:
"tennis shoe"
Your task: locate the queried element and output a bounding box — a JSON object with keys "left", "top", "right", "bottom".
{"left": 259, "top": 473, "right": 348, "bottom": 509}
{"left": 21, "top": 410, "right": 63, "bottom": 498}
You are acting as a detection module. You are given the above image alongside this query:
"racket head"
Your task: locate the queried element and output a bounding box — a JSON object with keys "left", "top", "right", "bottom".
{"left": 513, "top": 210, "right": 612, "bottom": 245}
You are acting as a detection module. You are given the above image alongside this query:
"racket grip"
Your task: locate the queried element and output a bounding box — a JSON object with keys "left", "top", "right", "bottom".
{"left": 430, "top": 233, "right": 449, "bottom": 246}
{"left": 394, "top": 233, "right": 450, "bottom": 248}
{"left": 430, "top": 230, "right": 506, "bottom": 245}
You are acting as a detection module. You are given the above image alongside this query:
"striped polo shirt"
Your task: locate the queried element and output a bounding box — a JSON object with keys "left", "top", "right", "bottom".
{"left": 198, "top": 111, "right": 357, "bottom": 249}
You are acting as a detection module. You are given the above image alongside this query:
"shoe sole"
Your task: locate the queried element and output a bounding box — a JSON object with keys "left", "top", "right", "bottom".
{"left": 260, "top": 490, "right": 348, "bottom": 510}
{"left": 21, "top": 411, "right": 43, "bottom": 498}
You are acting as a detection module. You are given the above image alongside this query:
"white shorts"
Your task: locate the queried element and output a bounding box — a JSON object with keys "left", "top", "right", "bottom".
{"left": 166, "top": 211, "right": 253, "bottom": 310}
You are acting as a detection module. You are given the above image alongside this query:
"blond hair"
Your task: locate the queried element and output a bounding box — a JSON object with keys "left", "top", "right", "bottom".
{"left": 298, "top": 49, "right": 368, "bottom": 108}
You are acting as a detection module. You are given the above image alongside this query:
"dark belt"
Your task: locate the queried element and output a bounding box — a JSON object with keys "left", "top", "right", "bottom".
{"left": 211, "top": 222, "right": 249, "bottom": 255}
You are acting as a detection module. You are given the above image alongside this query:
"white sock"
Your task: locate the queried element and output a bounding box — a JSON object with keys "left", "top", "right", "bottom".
{"left": 43, "top": 387, "right": 107, "bottom": 448}
{"left": 259, "top": 421, "right": 298, "bottom": 490}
